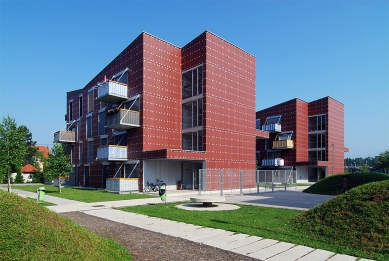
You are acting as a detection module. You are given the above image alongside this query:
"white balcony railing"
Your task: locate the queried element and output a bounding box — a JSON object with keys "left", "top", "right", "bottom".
{"left": 53, "top": 130, "right": 75, "bottom": 143}
{"left": 262, "top": 123, "right": 281, "bottom": 133}
{"left": 262, "top": 158, "right": 284, "bottom": 167}
{"left": 96, "top": 145, "right": 127, "bottom": 161}
{"left": 106, "top": 109, "right": 140, "bottom": 130}
{"left": 96, "top": 81, "right": 128, "bottom": 103}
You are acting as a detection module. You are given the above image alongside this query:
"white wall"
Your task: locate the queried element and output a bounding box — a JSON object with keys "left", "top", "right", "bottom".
{"left": 143, "top": 160, "right": 181, "bottom": 191}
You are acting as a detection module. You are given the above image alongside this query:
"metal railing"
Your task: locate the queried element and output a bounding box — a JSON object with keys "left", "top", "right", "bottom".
{"left": 198, "top": 169, "right": 297, "bottom": 196}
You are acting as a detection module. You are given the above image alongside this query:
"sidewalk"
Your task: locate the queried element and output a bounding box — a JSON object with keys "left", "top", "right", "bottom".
{"left": 1, "top": 185, "right": 375, "bottom": 261}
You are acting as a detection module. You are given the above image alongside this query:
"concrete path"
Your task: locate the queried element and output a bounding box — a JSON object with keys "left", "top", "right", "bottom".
{"left": 1, "top": 185, "right": 375, "bottom": 261}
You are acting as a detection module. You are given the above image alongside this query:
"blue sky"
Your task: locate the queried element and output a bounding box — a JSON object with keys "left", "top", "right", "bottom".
{"left": 0, "top": 0, "right": 388, "bottom": 159}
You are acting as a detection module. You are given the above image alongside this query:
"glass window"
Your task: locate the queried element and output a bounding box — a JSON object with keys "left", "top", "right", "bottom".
{"left": 68, "top": 101, "right": 73, "bottom": 121}
{"left": 98, "top": 111, "right": 105, "bottom": 135}
{"left": 87, "top": 141, "right": 94, "bottom": 163}
{"left": 114, "top": 133, "right": 127, "bottom": 146}
{"left": 79, "top": 96, "right": 83, "bottom": 117}
{"left": 309, "top": 114, "right": 326, "bottom": 132}
{"left": 100, "top": 137, "right": 107, "bottom": 147}
{"left": 86, "top": 116, "right": 92, "bottom": 138}
{"left": 79, "top": 143, "right": 83, "bottom": 162}
{"left": 125, "top": 163, "right": 139, "bottom": 178}
{"left": 88, "top": 90, "right": 94, "bottom": 113}
{"left": 182, "top": 130, "right": 203, "bottom": 151}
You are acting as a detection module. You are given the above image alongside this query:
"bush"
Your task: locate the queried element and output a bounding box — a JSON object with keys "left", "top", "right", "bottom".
{"left": 303, "top": 172, "right": 389, "bottom": 195}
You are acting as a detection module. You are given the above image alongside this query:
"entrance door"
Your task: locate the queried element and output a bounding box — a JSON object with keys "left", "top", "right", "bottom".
{"left": 84, "top": 166, "right": 90, "bottom": 187}
{"left": 102, "top": 165, "right": 109, "bottom": 188}
{"left": 193, "top": 163, "right": 202, "bottom": 189}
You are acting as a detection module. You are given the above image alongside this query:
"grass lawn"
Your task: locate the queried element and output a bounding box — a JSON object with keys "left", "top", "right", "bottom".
{"left": 27, "top": 197, "right": 57, "bottom": 206}
{"left": 120, "top": 201, "right": 387, "bottom": 261}
{"left": 13, "top": 185, "right": 156, "bottom": 203}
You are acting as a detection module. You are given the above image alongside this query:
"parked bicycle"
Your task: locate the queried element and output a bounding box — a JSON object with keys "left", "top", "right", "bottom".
{"left": 143, "top": 181, "right": 158, "bottom": 192}
{"left": 154, "top": 178, "right": 164, "bottom": 191}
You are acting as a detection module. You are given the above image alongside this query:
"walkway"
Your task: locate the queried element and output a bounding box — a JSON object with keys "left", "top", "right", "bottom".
{"left": 1, "top": 185, "right": 375, "bottom": 261}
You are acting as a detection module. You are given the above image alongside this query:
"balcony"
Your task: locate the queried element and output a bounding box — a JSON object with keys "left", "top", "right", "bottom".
{"left": 96, "top": 81, "right": 128, "bottom": 103}
{"left": 273, "top": 139, "right": 294, "bottom": 149}
{"left": 262, "top": 123, "right": 281, "bottom": 133}
{"left": 53, "top": 130, "right": 75, "bottom": 143}
{"left": 262, "top": 158, "right": 284, "bottom": 167}
{"left": 106, "top": 109, "right": 140, "bottom": 130}
{"left": 96, "top": 145, "right": 127, "bottom": 161}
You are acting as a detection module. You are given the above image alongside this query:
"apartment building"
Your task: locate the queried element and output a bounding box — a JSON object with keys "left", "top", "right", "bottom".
{"left": 54, "top": 31, "right": 269, "bottom": 191}
{"left": 256, "top": 97, "right": 348, "bottom": 183}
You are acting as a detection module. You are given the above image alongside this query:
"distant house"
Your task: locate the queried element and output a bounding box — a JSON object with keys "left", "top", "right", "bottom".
{"left": 17, "top": 146, "right": 51, "bottom": 183}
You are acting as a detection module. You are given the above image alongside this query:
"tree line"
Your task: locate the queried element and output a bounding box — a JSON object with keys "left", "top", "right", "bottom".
{"left": 0, "top": 116, "right": 72, "bottom": 192}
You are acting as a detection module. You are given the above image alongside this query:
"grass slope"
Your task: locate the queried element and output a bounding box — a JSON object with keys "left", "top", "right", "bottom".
{"left": 303, "top": 172, "right": 389, "bottom": 195}
{"left": 0, "top": 190, "right": 132, "bottom": 261}
{"left": 294, "top": 180, "right": 389, "bottom": 260}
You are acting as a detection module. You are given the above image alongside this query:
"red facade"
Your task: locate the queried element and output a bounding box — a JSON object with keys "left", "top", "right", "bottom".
{"left": 60, "top": 31, "right": 268, "bottom": 190}
{"left": 256, "top": 97, "right": 346, "bottom": 182}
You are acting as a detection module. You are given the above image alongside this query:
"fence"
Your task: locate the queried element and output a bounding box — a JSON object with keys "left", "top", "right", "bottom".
{"left": 198, "top": 169, "right": 297, "bottom": 196}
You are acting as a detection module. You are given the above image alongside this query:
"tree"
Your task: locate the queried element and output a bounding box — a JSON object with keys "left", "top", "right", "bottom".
{"left": 44, "top": 143, "right": 72, "bottom": 193}
{"left": 377, "top": 150, "right": 389, "bottom": 174}
{"left": 14, "top": 170, "right": 24, "bottom": 183}
{"left": 0, "top": 116, "right": 30, "bottom": 192}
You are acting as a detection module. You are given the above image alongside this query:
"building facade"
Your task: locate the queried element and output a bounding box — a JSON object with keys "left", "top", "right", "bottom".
{"left": 54, "top": 31, "right": 268, "bottom": 191}
{"left": 256, "top": 97, "right": 348, "bottom": 183}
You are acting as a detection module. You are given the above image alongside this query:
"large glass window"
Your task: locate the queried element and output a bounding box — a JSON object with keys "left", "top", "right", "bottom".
{"left": 308, "top": 133, "right": 326, "bottom": 149}
{"left": 125, "top": 163, "right": 140, "bottom": 178}
{"left": 182, "top": 130, "right": 203, "bottom": 151}
{"left": 309, "top": 114, "right": 326, "bottom": 132}
{"left": 182, "top": 98, "right": 203, "bottom": 129}
{"left": 182, "top": 65, "right": 203, "bottom": 99}
{"left": 309, "top": 150, "right": 326, "bottom": 161}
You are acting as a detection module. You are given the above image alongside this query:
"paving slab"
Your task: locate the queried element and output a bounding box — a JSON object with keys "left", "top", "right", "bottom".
{"left": 327, "top": 254, "right": 358, "bottom": 261}
{"left": 297, "top": 249, "right": 335, "bottom": 261}
{"left": 202, "top": 233, "right": 250, "bottom": 247}
{"left": 190, "top": 230, "right": 235, "bottom": 244}
{"left": 248, "top": 241, "right": 295, "bottom": 260}
{"left": 267, "top": 245, "right": 314, "bottom": 261}
{"left": 219, "top": 235, "right": 262, "bottom": 251}
{"left": 233, "top": 238, "right": 279, "bottom": 255}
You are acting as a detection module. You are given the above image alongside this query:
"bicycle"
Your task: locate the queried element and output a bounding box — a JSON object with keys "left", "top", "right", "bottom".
{"left": 143, "top": 181, "right": 157, "bottom": 192}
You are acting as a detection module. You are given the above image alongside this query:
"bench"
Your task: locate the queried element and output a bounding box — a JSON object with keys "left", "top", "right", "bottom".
{"left": 190, "top": 196, "right": 225, "bottom": 207}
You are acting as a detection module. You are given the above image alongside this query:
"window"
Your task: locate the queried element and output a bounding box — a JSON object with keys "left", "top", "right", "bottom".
{"left": 309, "top": 114, "right": 326, "bottom": 132}
{"left": 68, "top": 101, "right": 73, "bottom": 121}
{"left": 88, "top": 90, "right": 94, "bottom": 113}
{"left": 308, "top": 133, "right": 326, "bottom": 149}
{"left": 98, "top": 111, "right": 106, "bottom": 135}
{"left": 87, "top": 141, "right": 94, "bottom": 163}
{"left": 182, "top": 65, "right": 203, "bottom": 99}
{"left": 77, "top": 120, "right": 80, "bottom": 140}
{"left": 79, "top": 143, "right": 83, "bottom": 162}
{"left": 79, "top": 95, "right": 83, "bottom": 117}
{"left": 124, "top": 96, "right": 140, "bottom": 111}
{"left": 256, "top": 119, "right": 260, "bottom": 130}
{"left": 100, "top": 137, "right": 107, "bottom": 146}
{"left": 182, "top": 130, "right": 203, "bottom": 151}
{"left": 114, "top": 133, "right": 127, "bottom": 146}
{"left": 264, "top": 115, "right": 281, "bottom": 125}
{"left": 86, "top": 116, "right": 92, "bottom": 138}
{"left": 182, "top": 98, "right": 203, "bottom": 129}
{"left": 309, "top": 150, "right": 327, "bottom": 161}
{"left": 125, "top": 163, "right": 140, "bottom": 178}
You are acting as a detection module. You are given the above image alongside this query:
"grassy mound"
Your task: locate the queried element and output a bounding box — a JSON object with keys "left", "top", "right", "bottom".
{"left": 303, "top": 172, "right": 389, "bottom": 195}
{"left": 294, "top": 180, "right": 389, "bottom": 259}
{"left": 0, "top": 190, "right": 132, "bottom": 261}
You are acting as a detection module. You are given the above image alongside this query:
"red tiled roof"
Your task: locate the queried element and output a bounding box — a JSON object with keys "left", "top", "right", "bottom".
{"left": 36, "top": 145, "right": 50, "bottom": 158}
{"left": 22, "top": 164, "right": 37, "bottom": 173}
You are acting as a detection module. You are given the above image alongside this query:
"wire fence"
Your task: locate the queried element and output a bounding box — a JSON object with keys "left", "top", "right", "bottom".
{"left": 198, "top": 169, "right": 297, "bottom": 196}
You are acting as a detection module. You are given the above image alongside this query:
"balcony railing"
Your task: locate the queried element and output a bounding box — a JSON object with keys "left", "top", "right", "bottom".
{"left": 106, "top": 109, "right": 140, "bottom": 130}
{"left": 53, "top": 130, "right": 75, "bottom": 143}
{"left": 96, "top": 81, "right": 128, "bottom": 103}
{"left": 262, "top": 158, "right": 284, "bottom": 167}
{"left": 262, "top": 123, "right": 281, "bottom": 133}
{"left": 273, "top": 140, "right": 294, "bottom": 149}
{"left": 96, "top": 145, "right": 127, "bottom": 161}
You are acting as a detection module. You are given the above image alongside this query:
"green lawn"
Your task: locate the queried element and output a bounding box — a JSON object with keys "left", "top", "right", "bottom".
{"left": 13, "top": 185, "right": 156, "bottom": 203}
{"left": 0, "top": 190, "right": 132, "bottom": 261}
{"left": 120, "top": 201, "right": 387, "bottom": 261}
